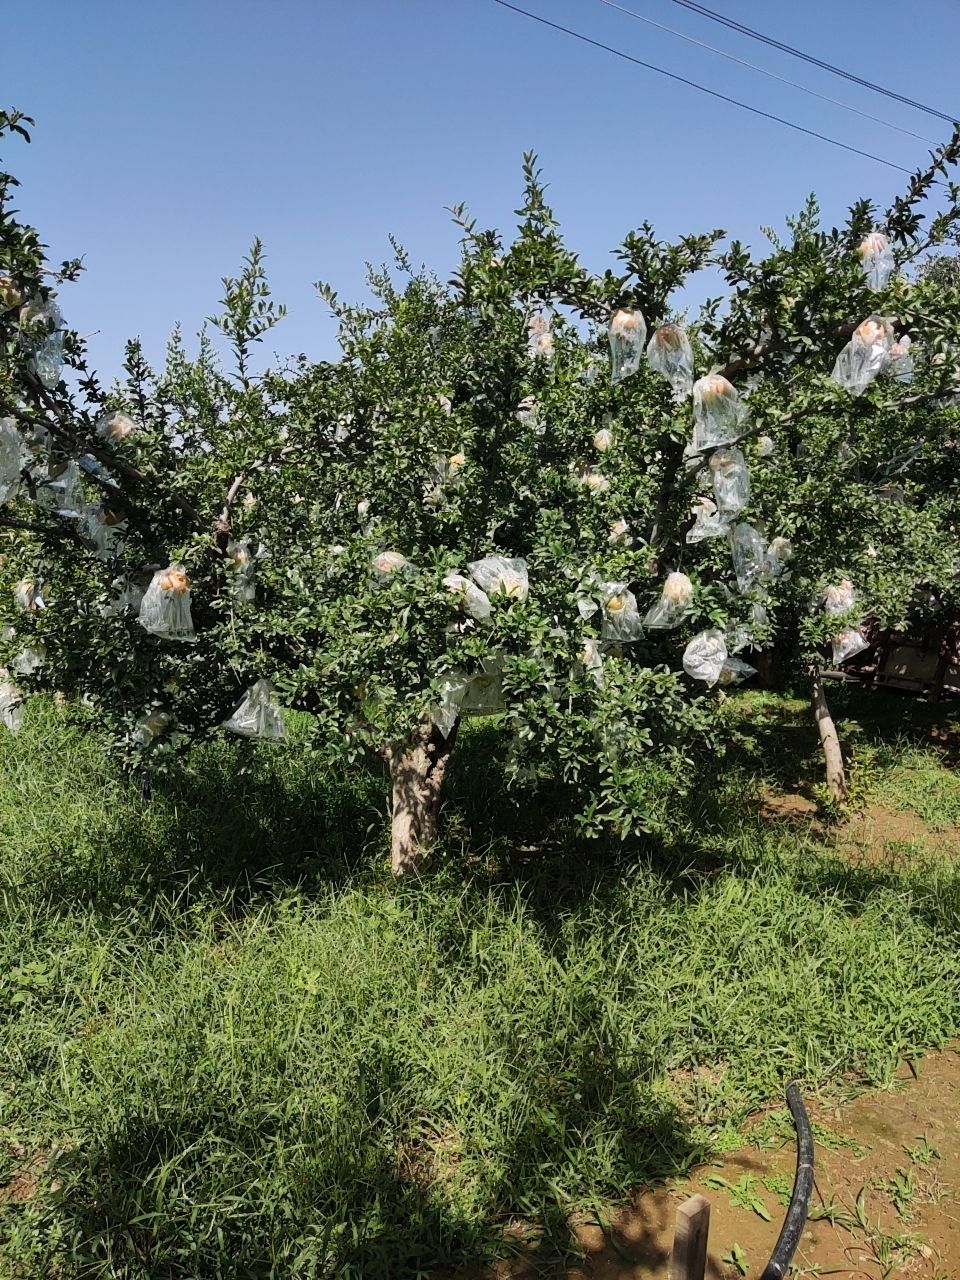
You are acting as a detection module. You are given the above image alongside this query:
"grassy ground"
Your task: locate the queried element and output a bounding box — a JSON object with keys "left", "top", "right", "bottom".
{"left": 0, "top": 691, "right": 958, "bottom": 1278}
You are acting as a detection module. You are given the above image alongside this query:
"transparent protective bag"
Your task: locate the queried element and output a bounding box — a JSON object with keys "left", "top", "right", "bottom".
{"left": 527, "top": 310, "right": 554, "bottom": 363}
{"left": 764, "top": 536, "right": 793, "bottom": 580}
{"left": 683, "top": 629, "right": 728, "bottom": 685}
{"left": 608, "top": 516, "right": 631, "bottom": 545}
{"left": 823, "top": 578, "right": 856, "bottom": 615}
{"left": 81, "top": 504, "right": 125, "bottom": 560}
{"left": 226, "top": 538, "right": 258, "bottom": 602}
{"left": 573, "top": 464, "right": 610, "bottom": 495}
{"left": 223, "top": 678, "right": 286, "bottom": 740}
{"left": 600, "top": 582, "right": 643, "bottom": 642}
{"left": 888, "top": 336, "right": 914, "bottom": 384}
{"left": 643, "top": 571, "right": 693, "bottom": 629}
{"left": 0, "top": 679, "right": 25, "bottom": 733}
{"left": 95, "top": 410, "right": 136, "bottom": 442}
{"left": 646, "top": 323, "right": 694, "bottom": 399}
{"left": 21, "top": 299, "right": 64, "bottom": 389}
{"left": 14, "top": 579, "right": 43, "bottom": 611}
{"left": 431, "top": 669, "right": 469, "bottom": 737}
{"left": 99, "top": 575, "right": 144, "bottom": 618}
{"left": 467, "top": 556, "right": 529, "bottom": 603}
{"left": 729, "top": 523, "right": 767, "bottom": 593}
{"left": 371, "top": 550, "right": 412, "bottom": 583}
{"left": 608, "top": 308, "right": 647, "bottom": 384}
{"left": 138, "top": 566, "right": 195, "bottom": 640}
{"left": 710, "top": 446, "right": 750, "bottom": 518}
{"left": 134, "top": 709, "right": 172, "bottom": 747}
{"left": 458, "top": 655, "right": 507, "bottom": 717}
{"left": 0, "top": 418, "right": 21, "bottom": 506}
{"left": 515, "top": 396, "right": 542, "bottom": 432}
{"left": 756, "top": 434, "right": 776, "bottom": 458}
{"left": 578, "top": 638, "right": 604, "bottom": 688}
{"left": 830, "top": 316, "right": 895, "bottom": 395}
{"left": 686, "top": 496, "right": 728, "bottom": 544}
{"left": 443, "top": 572, "right": 492, "bottom": 621}
{"left": 13, "top": 643, "right": 45, "bottom": 677}
{"left": 857, "top": 231, "right": 895, "bottom": 291}
{"left": 34, "top": 459, "right": 84, "bottom": 518}
{"left": 692, "top": 374, "right": 746, "bottom": 451}
{"left": 594, "top": 424, "right": 614, "bottom": 452}
{"left": 718, "top": 655, "right": 757, "bottom": 686}
{"left": 832, "top": 627, "right": 869, "bottom": 665}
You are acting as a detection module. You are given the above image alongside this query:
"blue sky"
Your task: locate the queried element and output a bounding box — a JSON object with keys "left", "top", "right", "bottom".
{"left": 6, "top": 0, "right": 958, "bottom": 380}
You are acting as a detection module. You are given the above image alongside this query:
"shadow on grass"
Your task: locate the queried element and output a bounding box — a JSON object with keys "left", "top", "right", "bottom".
{"left": 17, "top": 1039, "right": 695, "bottom": 1279}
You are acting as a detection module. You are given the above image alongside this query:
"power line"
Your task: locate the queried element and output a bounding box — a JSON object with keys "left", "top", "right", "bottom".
{"left": 591, "top": 0, "right": 938, "bottom": 145}
{"left": 663, "top": 0, "right": 957, "bottom": 126}
{"left": 493, "top": 0, "right": 913, "bottom": 174}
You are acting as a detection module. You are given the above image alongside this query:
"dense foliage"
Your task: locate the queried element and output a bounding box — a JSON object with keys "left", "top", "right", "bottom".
{"left": 2, "top": 108, "right": 960, "bottom": 867}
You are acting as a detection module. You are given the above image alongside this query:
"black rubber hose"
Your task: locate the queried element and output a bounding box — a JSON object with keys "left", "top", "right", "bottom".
{"left": 759, "top": 1083, "right": 814, "bottom": 1280}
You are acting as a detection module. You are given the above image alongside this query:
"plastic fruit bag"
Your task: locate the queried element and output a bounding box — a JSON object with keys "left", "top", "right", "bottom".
{"left": 95, "top": 410, "right": 137, "bottom": 442}
{"left": 443, "top": 573, "right": 492, "bottom": 621}
{"left": 578, "top": 638, "right": 604, "bottom": 687}
{"left": 710, "top": 446, "right": 750, "bottom": 518}
{"left": 515, "top": 396, "right": 542, "bottom": 431}
{"left": 686, "top": 496, "right": 728, "bottom": 544}
{"left": 527, "top": 310, "right": 554, "bottom": 363}
{"left": 692, "top": 374, "right": 746, "bottom": 451}
{"left": 372, "top": 550, "right": 412, "bottom": 583}
{"left": 226, "top": 538, "right": 258, "bottom": 602}
{"left": 600, "top": 582, "right": 643, "bottom": 642}
{"left": 81, "top": 505, "right": 125, "bottom": 560}
{"left": 0, "top": 418, "right": 21, "bottom": 506}
{"left": 467, "top": 556, "right": 528, "bottom": 602}
{"left": 134, "top": 709, "right": 172, "bottom": 747}
{"left": 823, "top": 578, "right": 856, "bottom": 615}
{"left": 431, "top": 669, "right": 469, "bottom": 737}
{"left": 13, "top": 643, "right": 45, "bottom": 676}
{"left": 888, "top": 336, "right": 914, "bottom": 384}
{"left": 223, "top": 678, "right": 286, "bottom": 740}
{"left": 729, "top": 523, "right": 767, "bottom": 592}
{"left": 21, "top": 299, "right": 64, "bottom": 389}
{"left": 608, "top": 308, "right": 647, "bottom": 384}
{"left": 99, "top": 575, "right": 144, "bottom": 618}
{"left": 0, "top": 680, "right": 25, "bottom": 733}
{"left": 573, "top": 464, "right": 610, "bottom": 494}
{"left": 643, "top": 571, "right": 693, "bottom": 629}
{"left": 458, "top": 655, "right": 507, "bottom": 717}
{"left": 857, "top": 231, "right": 895, "bottom": 291}
{"left": 683, "top": 629, "right": 728, "bottom": 685}
{"left": 608, "top": 516, "right": 630, "bottom": 545}
{"left": 832, "top": 627, "right": 869, "bottom": 665}
{"left": 14, "top": 579, "right": 43, "bottom": 611}
{"left": 646, "top": 323, "right": 694, "bottom": 399}
{"left": 718, "top": 655, "right": 757, "bottom": 686}
{"left": 830, "top": 316, "right": 895, "bottom": 395}
{"left": 764, "top": 536, "right": 793, "bottom": 579}
{"left": 138, "top": 566, "right": 195, "bottom": 640}
{"left": 756, "top": 435, "right": 776, "bottom": 458}
{"left": 34, "top": 459, "right": 84, "bottom": 518}
{"left": 594, "top": 424, "right": 614, "bottom": 452}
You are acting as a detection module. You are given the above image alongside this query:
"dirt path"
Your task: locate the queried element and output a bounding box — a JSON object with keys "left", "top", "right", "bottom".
{"left": 490, "top": 1044, "right": 960, "bottom": 1279}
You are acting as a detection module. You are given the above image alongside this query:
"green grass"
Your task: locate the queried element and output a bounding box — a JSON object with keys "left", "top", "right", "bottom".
{"left": 0, "top": 694, "right": 958, "bottom": 1278}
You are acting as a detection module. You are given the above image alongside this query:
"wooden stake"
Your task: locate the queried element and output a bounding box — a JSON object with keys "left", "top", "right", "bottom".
{"left": 670, "top": 1194, "right": 710, "bottom": 1280}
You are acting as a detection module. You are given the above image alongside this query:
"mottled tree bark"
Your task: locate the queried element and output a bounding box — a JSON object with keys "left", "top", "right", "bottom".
{"left": 810, "top": 665, "right": 847, "bottom": 801}
{"left": 383, "top": 721, "right": 459, "bottom": 876}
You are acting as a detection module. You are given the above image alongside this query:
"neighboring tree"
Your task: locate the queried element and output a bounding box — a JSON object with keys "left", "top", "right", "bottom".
{"left": 2, "top": 108, "right": 960, "bottom": 868}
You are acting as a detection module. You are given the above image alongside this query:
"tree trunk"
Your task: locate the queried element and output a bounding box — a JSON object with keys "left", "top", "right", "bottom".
{"left": 384, "top": 721, "right": 458, "bottom": 877}
{"left": 809, "top": 665, "right": 847, "bottom": 802}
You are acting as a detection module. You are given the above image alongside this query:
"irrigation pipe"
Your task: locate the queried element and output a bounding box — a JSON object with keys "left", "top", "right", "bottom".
{"left": 759, "top": 1083, "right": 813, "bottom": 1280}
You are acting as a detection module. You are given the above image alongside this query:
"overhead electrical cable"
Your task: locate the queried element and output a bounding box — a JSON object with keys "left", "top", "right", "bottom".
{"left": 493, "top": 0, "right": 914, "bottom": 174}
{"left": 591, "top": 0, "right": 938, "bottom": 145}
{"left": 663, "top": 0, "right": 957, "bottom": 125}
